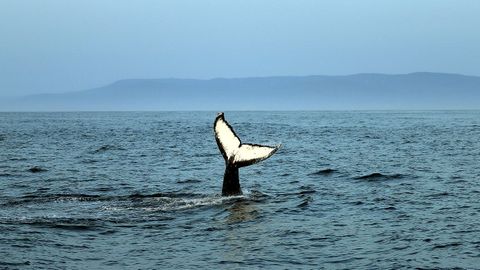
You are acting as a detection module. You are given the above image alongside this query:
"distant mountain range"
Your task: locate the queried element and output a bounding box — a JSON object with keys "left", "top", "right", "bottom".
{"left": 1, "top": 72, "right": 480, "bottom": 111}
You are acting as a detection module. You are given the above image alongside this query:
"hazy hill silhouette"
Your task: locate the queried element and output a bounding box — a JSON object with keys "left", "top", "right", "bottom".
{"left": 2, "top": 72, "right": 480, "bottom": 111}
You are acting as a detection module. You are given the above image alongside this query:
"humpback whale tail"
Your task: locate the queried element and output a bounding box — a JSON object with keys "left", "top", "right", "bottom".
{"left": 214, "top": 112, "right": 280, "bottom": 196}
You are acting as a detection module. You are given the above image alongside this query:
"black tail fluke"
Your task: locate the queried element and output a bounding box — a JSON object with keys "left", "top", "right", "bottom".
{"left": 214, "top": 112, "right": 280, "bottom": 196}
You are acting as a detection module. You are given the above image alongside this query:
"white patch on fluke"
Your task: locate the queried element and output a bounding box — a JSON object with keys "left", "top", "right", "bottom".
{"left": 214, "top": 115, "right": 241, "bottom": 160}
{"left": 214, "top": 113, "right": 279, "bottom": 166}
{"left": 234, "top": 144, "right": 277, "bottom": 164}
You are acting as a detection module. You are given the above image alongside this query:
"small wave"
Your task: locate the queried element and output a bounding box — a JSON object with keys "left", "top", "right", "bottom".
{"left": 276, "top": 187, "right": 316, "bottom": 197}
{"left": 92, "top": 144, "right": 125, "bottom": 153}
{"left": 51, "top": 223, "right": 97, "bottom": 231}
{"left": 192, "top": 153, "right": 217, "bottom": 158}
{"left": 81, "top": 159, "right": 98, "bottom": 164}
{"left": 299, "top": 185, "right": 316, "bottom": 196}
{"left": 176, "top": 179, "right": 202, "bottom": 184}
{"left": 9, "top": 157, "right": 28, "bottom": 161}
{"left": 432, "top": 242, "right": 462, "bottom": 250}
{"left": 309, "top": 168, "right": 337, "bottom": 176}
{"left": 298, "top": 189, "right": 316, "bottom": 195}
{"left": 127, "top": 192, "right": 198, "bottom": 200}
{"left": 90, "top": 186, "right": 116, "bottom": 192}
{"left": 204, "top": 226, "right": 222, "bottom": 232}
{"left": 1, "top": 193, "right": 106, "bottom": 207}
{"left": 1, "top": 217, "right": 103, "bottom": 231}
{"left": 425, "top": 192, "right": 449, "bottom": 198}
{"left": 28, "top": 166, "right": 48, "bottom": 173}
{"left": 0, "top": 261, "right": 31, "bottom": 267}
{"left": 297, "top": 197, "right": 313, "bottom": 208}
{"left": 354, "top": 172, "right": 405, "bottom": 181}
{"left": 243, "top": 190, "right": 270, "bottom": 202}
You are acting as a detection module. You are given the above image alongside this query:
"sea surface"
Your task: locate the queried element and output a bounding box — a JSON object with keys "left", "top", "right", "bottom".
{"left": 1, "top": 111, "right": 480, "bottom": 269}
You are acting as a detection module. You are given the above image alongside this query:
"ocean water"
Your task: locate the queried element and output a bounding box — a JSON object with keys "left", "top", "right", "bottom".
{"left": 1, "top": 111, "right": 480, "bottom": 269}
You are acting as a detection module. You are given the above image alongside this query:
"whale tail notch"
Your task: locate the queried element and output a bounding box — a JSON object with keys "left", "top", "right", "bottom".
{"left": 214, "top": 112, "right": 280, "bottom": 196}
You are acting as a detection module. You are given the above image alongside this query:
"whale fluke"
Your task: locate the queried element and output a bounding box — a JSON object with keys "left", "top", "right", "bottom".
{"left": 214, "top": 112, "right": 280, "bottom": 196}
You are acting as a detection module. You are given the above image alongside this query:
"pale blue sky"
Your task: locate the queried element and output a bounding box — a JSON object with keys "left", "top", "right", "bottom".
{"left": 1, "top": 0, "right": 480, "bottom": 96}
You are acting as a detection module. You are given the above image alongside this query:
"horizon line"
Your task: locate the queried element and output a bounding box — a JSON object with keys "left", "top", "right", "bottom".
{"left": 1, "top": 109, "right": 480, "bottom": 113}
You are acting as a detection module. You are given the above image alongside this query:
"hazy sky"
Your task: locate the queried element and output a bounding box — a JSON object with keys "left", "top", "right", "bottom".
{"left": 1, "top": 0, "right": 480, "bottom": 96}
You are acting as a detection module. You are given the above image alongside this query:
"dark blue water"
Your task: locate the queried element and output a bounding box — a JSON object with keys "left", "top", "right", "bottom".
{"left": 1, "top": 111, "right": 480, "bottom": 269}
